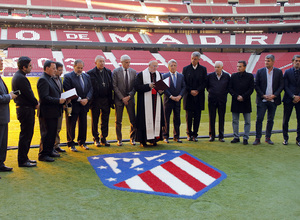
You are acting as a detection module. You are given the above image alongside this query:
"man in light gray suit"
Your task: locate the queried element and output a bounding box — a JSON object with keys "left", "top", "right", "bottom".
{"left": 113, "top": 55, "right": 137, "bottom": 146}
{"left": 0, "top": 57, "right": 17, "bottom": 173}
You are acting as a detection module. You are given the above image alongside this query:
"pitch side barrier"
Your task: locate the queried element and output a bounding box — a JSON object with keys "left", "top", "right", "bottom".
{"left": 7, "top": 129, "right": 297, "bottom": 150}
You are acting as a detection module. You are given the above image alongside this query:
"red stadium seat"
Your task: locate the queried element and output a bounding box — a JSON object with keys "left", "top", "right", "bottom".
{"left": 7, "top": 28, "right": 52, "bottom": 41}
{"left": 12, "top": 13, "right": 26, "bottom": 17}
{"left": 136, "top": 18, "right": 148, "bottom": 22}
{"left": 63, "top": 15, "right": 77, "bottom": 20}
{"left": 31, "top": 0, "right": 88, "bottom": 8}
{"left": 144, "top": 2, "right": 189, "bottom": 14}
{"left": 280, "top": 32, "right": 300, "bottom": 44}
{"left": 249, "top": 20, "right": 280, "bottom": 24}
{"left": 93, "top": 16, "right": 104, "bottom": 21}
{"left": 147, "top": 33, "right": 188, "bottom": 45}
{"left": 238, "top": 0, "right": 255, "bottom": 4}
{"left": 235, "top": 33, "right": 277, "bottom": 45}
{"left": 91, "top": 0, "right": 142, "bottom": 12}
{"left": 0, "top": 0, "right": 26, "bottom": 5}
{"left": 284, "top": 5, "right": 300, "bottom": 13}
{"left": 56, "top": 30, "right": 99, "bottom": 42}
{"left": 48, "top": 14, "right": 61, "bottom": 19}
{"left": 31, "top": 14, "right": 46, "bottom": 18}
{"left": 79, "top": 16, "right": 91, "bottom": 20}
{"left": 236, "top": 5, "right": 280, "bottom": 14}
{"left": 191, "top": 33, "right": 231, "bottom": 45}
{"left": 102, "top": 31, "right": 145, "bottom": 44}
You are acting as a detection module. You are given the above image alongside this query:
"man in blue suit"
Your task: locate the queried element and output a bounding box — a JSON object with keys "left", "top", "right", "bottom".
{"left": 282, "top": 55, "right": 300, "bottom": 146}
{"left": 0, "top": 57, "right": 17, "bottom": 173}
{"left": 253, "top": 54, "right": 284, "bottom": 145}
{"left": 63, "top": 59, "right": 93, "bottom": 152}
{"left": 162, "top": 59, "right": 186, "bottom": 143}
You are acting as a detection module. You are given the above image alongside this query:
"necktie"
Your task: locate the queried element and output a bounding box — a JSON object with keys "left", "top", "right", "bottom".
{"left": 125, "top": 69, "right": 129, "bottom": 94}
{"left": 79, "top": 74, "right": 84, "bottom": 91}
{"left": 172, "top": 73, "right": 176, "bottom": 88}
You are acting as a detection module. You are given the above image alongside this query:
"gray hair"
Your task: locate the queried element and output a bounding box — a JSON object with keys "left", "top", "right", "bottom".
{"left": 149, "top": 60, "right": 158, "bottom": 65}
{"left": 121, "top": 54, "right": 131, "bottom": 62}
{"left": 168, "top": 59, "right": 177, "bottom": 66}
{"left": 265, "top": 54, "right": 275, "bottom": 62}
{"left": 191, "top": 51, "right": 201, "bottom": 58}
{"left": 74, "top": 59, "right": 84, "bottom": 67}
{"left": 215, "top": 61, "right": 223, "bottom": 67}
{"left": 292, "top": 55, "right": 300, "bottom": 61}
{"left": 95, "top": 55, "right": 105, "bottom": 62}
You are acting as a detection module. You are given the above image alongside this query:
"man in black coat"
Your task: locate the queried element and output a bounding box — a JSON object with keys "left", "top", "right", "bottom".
{"left": 87, "top": 55, "right": 113, "bottom": 147}
{"left": 253, "top": 54, "right": 284, "bottom": 145}
{"left": 63, "top": 59, "right": 93, "bottom": 152}
{"left": 183, "top": 51, "right": 207, "bottom": 142}
{"left": 282, "top": 55, "right": 300, "bottom": 146}
{"left": 0, "top": 57, "right": 17, "bottom": 173}
{"left": 162, "top": 59, "right": 186, "bottom": 143}
{"left": 12, "top": 56, "right": 38, "bottom": 167}
{"left": 37, "top": 60, "right": 66, "bottom": 162}
{"left": 229, "top": 61, "right": 254, "bottom": 145}
{"left": 207, "top": 61, "right": 230, "bottom": 142}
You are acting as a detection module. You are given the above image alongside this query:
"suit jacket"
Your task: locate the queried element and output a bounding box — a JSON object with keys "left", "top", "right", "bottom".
{"left": 255, "top": 67, "right": 284, "bottom": 105}
{"left": 182, "top": 63, "right": 207, "bottom": 111}
{"left": 87, "top": 66, "right": 113, "bottom": 106}
{"left": 206, "top": 71, "right": 230, "bottom": 105}
{"left": 229, "top": 71, "right": 254, "bottom": 113}
{"left": 37, "top": 72, "right": 62, "bottom": 118}
{"left": 63, "top": 71, "right": 93, "bottom": 114}
{"left": 162, "top": 72, "right": 186, "bottom": 105}
{"left": 282, "top": 67, "right": 300, "bottom": 104}
{"left": 0, "top": 77, "right": 11, "bottom": 124}
{"left": 11, "top": 69, "right": 38, "bottom": 108}
{"left": 112, "top": 66, "right": 136, "bottom": 104}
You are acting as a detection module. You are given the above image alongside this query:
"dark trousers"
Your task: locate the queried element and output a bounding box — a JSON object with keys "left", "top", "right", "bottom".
{"left": 0, "top": 124, "right": 8, "bottom": 167}
{"left": 255, "top": 101, "right": 277, "bottom": 139}
{"left": 283, "top": 102, "right": 300, "bottom": 142}
{"left": 186, "top": 109, "right": 201, "bottom": 138}
{"left": 91, "top": 97, "right": 110, "bottom": 142}
{"left": 163, "top": 101, "right": 181, "bottom": 139}
{"left": 54, "top": 114, "right": 63, "bottom": 148}
{"left": 66, "top": 108, "right": 87, "bottom": 146}
{"left": 16, "top": 107, "right": 35, "bottom": 164}
{"left": 115, "top": 100, "right": 136, "bottom": 142}
{"left": 208, "top": 101, "right": 226, "bottom": 139}
{"left": 39, "top": 117, "right": 58, "bottom": 157}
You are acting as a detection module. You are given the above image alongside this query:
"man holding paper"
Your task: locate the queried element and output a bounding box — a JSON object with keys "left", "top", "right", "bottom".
{"left": 135, "top": 60, "right": 165, "bottom": 147}
{"left": 63, "top": 60, "right": 93, "bottom": 152}
{"left": 162, "top": 59, "right": 186, "bottom": 143}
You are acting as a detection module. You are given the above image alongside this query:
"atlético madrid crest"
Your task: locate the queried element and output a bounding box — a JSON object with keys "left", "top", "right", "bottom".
{"left": 88, "top": 150, "right": 227, "bottom": 199}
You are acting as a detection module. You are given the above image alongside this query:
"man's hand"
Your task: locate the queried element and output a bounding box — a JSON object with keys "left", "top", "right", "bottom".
{"left": 237, "top": 95, "right": 244, "bottom": 102}
{"left": 158, "top": 90, "right": 163, "bottom": 94}
{"left": 59, "top": 98, "right": 66, "bottom": 104}
{"left": 263, "top": 95, "right": 275, "bottom": 101}
{"left": 9, "top": 91, "right": 17, "bottom": 99}
{"left": 293, "top": 95, "right": 300, "bottom": 103}
{"left": 149, "top": 83, "right": 155, "bottom": 89}
{"left": 172, "top": 95, "right": 182, "bottom": 102}
{"left": 80, "top": 98, "right": 88, "bottom": 106}
{"left": 122, "top": 96, "right": 130, "bottom": 106}
{"left": 190, "top": 90, "right": 199, "bottom": 96}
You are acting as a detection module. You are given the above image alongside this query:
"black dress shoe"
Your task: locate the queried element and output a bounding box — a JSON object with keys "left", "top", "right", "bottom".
{"left": 296, "top": 141, "right": 300, "bottom": 147}
{"left": 55, "top": 147, "right": 66, "bottom": 152}
{"left": 219, "top": 138, "right": 225, "bottom": 142}
{"left": 94, "top": 141, "right": 101, "bottom": 147}
{"left": 231, "top": 138, "right": 240, "bottom": 143}
{"left": 50, "top": 151, "right": 60, "bottom": 157}
{"left": 187, "top": 137, "right": 193, "bottom": 141}
{"left": 28, "top": 159, "right": 37, "bottom": 163}
{"left": 19, "top": 161, "right": 37, "bottom": 167}
{"left": 282, "top": 140, "right": 288, "bottom": 145}
{"left": 265, "top": 138, "right": 274, "bottom": 145}
{"left": 243, "top": 139, "right": 248, "bottom": 145}
{"left": 253, "top": 139, "right": 261, "bottom": 145}
{"left": 140, "top": 142, "right": 148, "bottom": 147}
{"left": 80, "top": 144, "right": 89, "bottom": 150}
{"left": 174, "top": 138, "right": 182, "bottom": 143}
{"left": 130, "top": 139, "right": 136, "bottom": 145}
{"left": 39, "top": 156, "right": 55, "bottom": 162}
{"left": 117, "top": 141, "right": 123, "bottom": 146}
{"left": 209, "top": 137, "right": 215, "bottom": 142}
{"left": 69, "top": 146, "right": 78, "bottom": 152}
{"left": 0, "top": 166, "right": 13, "bottom": 172}
{"left": 163, "top": 139, "right": 169, "bottom": 143}
{"left": 193, "top": 137, "right": 198, "bottom": 142}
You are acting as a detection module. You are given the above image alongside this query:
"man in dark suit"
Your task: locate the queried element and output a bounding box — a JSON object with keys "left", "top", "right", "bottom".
{"left": 112, "top": 54, "right": 137, "bottom": 146}
{"left": 253, "top": 54, "right": 284, "bottom": 145}
{"left": 87, "top": 56, "right": 113, "bottom": 147}
{"left": 37, "top": 60, "right": 66, "bottom": 162}
{"left": 282, "top": 55, "right": 300, "bottom": 146}
{"left": 207, "top": 61, "right": 230, "bottom": 142}
{"left": 183, "top": 51, "right": 207, "bottom": 142}
{"left": 63, "top": 59, "right": 93, "bottom": 152}
{"left": 162, "top": 59, "right": 186, "bottom": 143}
{"left": 12, "top": 56, "right": 39, "bottom": 167}
{"left": 229, "top": 61, "right": 254, "bottom": 145}
{"left": 0, "top": 57, "right": 17, "bottom": 173}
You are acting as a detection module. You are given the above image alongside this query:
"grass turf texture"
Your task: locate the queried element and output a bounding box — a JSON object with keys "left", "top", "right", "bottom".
{"left": 1, "top": 77, "right": 300, "bottom": 219}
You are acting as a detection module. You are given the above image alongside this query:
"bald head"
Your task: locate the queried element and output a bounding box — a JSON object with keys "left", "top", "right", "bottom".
{"left": 0, "top": 57, "right": 3, "bottom": 71}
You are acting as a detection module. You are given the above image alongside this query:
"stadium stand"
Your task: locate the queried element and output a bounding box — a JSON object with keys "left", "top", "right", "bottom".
{"left": 284, "top": 5, "right": 300, "bottom": 13}
{"left": 31, "top": 13, "right": 47, "bottom": 18}
{"left": 249, "top": 20, "right": 281, "bottom": 24}
{"left": 7, "top": 28, "right": 52, "bottom": 41}
{"left": 31, "top": 0, "right": 88, "bottom": 8}
{"left": 260, "top": 0, "right": 277, "bottom": 3}
{"left": 102, "top": 31, "right": 145, "bottom": 44}
{"left": 144, "top": 2, "right": 189, "bottom": 14}
{"left": 236, "top": 5, "right": 280, "bottom": 14}
{"left": 93, "top": 16, "right": 105, "bottom": 21}
{"left": 91, "top": 0, "right": 143, "bottom": 12}
{"left": 63, "top": 15, "right": 77, "bottom": 20}
{"left": 12, "top": 12, "right": 27, "bottom": 17}
{"left": 147, "top": 33, "right": 188, "bottom": 44}
{"left": 191, "top": 33, "right": 231, "bottom": 45}
{"left": 191, "top": 5, "right": 233, "bottom": 14}
{"left": 48, "top": 14, "right": 61, "bottom": 19}
{"left": 235, "top": 33, "right": 277, "bottom": 45}
{"left": 238, "top": 0, "right": 255, "bottom": 4}
{"left": 56, "top": 29, "right": 99, "bottom": 42}
{"left": 280, "top": 32, "right": 300, "bottom": 44}
{"left": 79, "top": 16, "right": 91, "bottom": 20}
{"left": 61, "top": 49, "right": 115, "bottom": 72}
{"left": 136, "top": 18, "right": 148, "bottom": 22}
{"left": 0, "top": 0, "right": 26, "bottom": 5}
{"left": 283, "top": 19, "right": 300, "bottom": 23}
{"left": 4, "top": 48, "right": 53, "bottom": 76}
